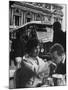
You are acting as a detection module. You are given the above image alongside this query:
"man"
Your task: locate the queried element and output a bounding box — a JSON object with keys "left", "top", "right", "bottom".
{"left": 49, "top": 43, "right": 66, "bottom": 86}
{"left": 50, "top": 43, "right": 66, "bottom": 74}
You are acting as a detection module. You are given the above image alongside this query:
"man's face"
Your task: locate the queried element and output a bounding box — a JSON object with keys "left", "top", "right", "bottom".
{"left": 52, "top": 51, "right": 62, "bottom": 64}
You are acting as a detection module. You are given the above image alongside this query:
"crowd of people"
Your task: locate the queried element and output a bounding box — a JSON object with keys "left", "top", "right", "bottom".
{"left": 9, "top": 21, "right": 66, "bottom": 88}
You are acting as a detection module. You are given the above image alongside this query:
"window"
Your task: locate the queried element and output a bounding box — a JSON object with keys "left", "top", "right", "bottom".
{"left": 45, "top": 4, "right": 51, "bottom": 9}
{"left": 36, "top": 14, "right": 41, "bottom": 21}
{"left": 15, "top": 16, "right": 19, "bottom": 26}
{"left": 27, "top": 18, "right": 31, "bottom": 22}
{"left": 26, "top": 12, "right": 32, "bottom": 23}
{"left": 54, "top": 17, "right": 58, "bottom": 22}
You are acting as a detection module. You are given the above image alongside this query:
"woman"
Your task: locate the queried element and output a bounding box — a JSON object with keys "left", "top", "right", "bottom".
{"left": 15, "top": 39, "right": 50, "bottom": 88}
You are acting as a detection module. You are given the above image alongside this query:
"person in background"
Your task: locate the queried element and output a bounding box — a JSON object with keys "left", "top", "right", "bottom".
{"left": 14, "top": 26, "right": 38, "bottom": 68}
{"left": 15, "top": 38, "right": 50, "bottom": 88}
{"left": 14, "top": 31, "right": 28, "bottom": 68}
{"left": 53, "top": 21, "right": 66, "bottom": 52}
{"left": 29, "top": 27, "right": 38, "bottom": 40}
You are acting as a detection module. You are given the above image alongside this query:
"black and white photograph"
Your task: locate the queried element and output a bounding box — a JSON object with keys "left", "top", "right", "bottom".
{"left": 9, "top": 1, "right": 66, "bottom": 89}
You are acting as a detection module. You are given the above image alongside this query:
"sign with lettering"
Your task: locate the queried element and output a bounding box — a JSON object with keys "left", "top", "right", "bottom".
{"left": 36, "top": 28, "right": 53, "bottom": 43}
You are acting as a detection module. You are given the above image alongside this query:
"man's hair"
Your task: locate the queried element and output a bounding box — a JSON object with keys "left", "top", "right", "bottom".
{"left": 50, "top": 43, "right": 64, "bottom": 56}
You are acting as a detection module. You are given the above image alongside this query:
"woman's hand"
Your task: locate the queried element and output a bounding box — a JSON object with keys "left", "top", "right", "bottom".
{"left": 48, "top": 61, "right": 56, "bottom": 66}
{"left": 15, "top": 57, "right": 22, "bottom": 68}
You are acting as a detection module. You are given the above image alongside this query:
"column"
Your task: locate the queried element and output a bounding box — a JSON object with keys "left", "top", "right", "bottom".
{"left": 12, "top": 8, "right": 15, "bottom": 26}
{"left": 13, "top": 15, "right": 15, "bottom": 26}
{"left": 32, "top": 12, "right": 35, "bottom": 21}
{"left": 9, "top": 8, "right": 11, "bottom": 25}
{"left": 51, "top": 15, "right": 54, "bottom": 24}
{"left": 34, "top": 13, "right": 37, "bottom": 21}
{"left": 23, "top": 12, "right": 26, "bottom": 24}
{"left": 21, "top": 11, "right": 24, "bottom": 25}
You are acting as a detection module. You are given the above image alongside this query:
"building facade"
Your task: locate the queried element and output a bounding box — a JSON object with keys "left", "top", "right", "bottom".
{"left": 9, "top": 1, "right": 63, "bottom": 30}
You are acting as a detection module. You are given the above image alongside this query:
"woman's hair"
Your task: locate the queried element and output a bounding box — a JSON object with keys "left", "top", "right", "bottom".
{"left": 25, "top": 38, "right": 39, "bottom": 54}
{"left": 50, "top": 43, "right": 64, "bottom": 56}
